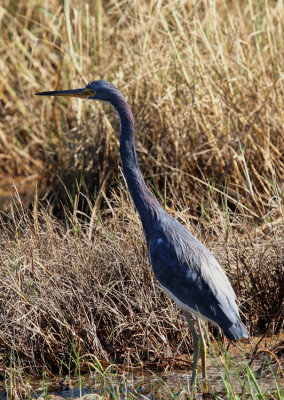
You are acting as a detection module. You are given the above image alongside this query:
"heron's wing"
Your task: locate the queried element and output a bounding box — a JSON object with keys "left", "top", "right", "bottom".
{"left": 148, "top": 215, "right": 239, "bottom": 327}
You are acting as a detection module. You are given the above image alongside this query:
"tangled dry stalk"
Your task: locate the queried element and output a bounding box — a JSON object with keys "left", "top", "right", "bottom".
{"left": 0, "top": 190, "right": 282, "bottom": 373}
{"left": 0, "top": 0, "right": 283, "bottom": 374}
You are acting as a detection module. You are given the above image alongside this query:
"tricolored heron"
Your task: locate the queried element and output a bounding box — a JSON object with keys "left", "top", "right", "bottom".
{"left": 36, "top": 80, "right": 248, "bottom": 388}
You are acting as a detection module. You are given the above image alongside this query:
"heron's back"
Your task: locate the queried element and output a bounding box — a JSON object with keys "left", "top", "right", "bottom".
{"left": 149, "top": 211, "right": 247, "bottom": 340}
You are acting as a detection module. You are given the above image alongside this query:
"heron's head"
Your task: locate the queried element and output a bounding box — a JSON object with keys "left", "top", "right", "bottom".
{"left": 36, "top": 80, "right": 121, "bottom": 103}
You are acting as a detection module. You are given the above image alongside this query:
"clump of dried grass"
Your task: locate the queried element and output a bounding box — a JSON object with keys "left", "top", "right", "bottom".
{"left": 0, "top": 195, "right": 189, "bottom": 373}
{"left": 0, "top": 189, "right": 282, "bottom": 373}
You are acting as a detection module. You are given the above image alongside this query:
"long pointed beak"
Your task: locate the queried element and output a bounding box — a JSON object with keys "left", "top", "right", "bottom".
{"left": 35, "top": 87, "right": 93, "bottom": 98}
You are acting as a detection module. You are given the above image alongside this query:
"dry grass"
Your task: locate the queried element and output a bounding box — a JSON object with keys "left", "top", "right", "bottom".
{"left": 0, "top": 0, "right": 283, "bottom": 376}
{"left": 0, "top": 192, "right": 282, "bottom": 374}
{"left": 1, "top": 0, "right": 283, "bottom": 214}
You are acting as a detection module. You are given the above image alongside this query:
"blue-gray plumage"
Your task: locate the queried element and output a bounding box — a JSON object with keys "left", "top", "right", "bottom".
{"left": 36, "top": 80, "right": 248, "bottom": 389}
{"left": 149, "top": 211, "right": 247, "bottom": 341}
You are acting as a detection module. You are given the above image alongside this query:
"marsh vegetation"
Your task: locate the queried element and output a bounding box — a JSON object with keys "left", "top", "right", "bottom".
{"left": 0, "top": 0, "right": 283, "bottom": 398}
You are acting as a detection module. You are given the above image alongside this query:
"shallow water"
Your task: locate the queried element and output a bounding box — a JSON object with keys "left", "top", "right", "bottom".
{"left": 27, "top": 362, "right": 280, "bottom": 399}
{"left": 1, "top": 334, "right": 282, "bottom": 399}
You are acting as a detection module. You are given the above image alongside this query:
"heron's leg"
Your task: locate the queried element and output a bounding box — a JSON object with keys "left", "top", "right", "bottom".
{"left": 196, "top": 318, "right": 208, "bottom": 389}
{"left": 183, "top": 311, "right": 200, "bottom": 388}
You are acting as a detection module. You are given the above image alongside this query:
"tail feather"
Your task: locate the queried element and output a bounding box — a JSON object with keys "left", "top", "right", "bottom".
{"left": 225, "top": 321, "right": 248, "bottom": 341}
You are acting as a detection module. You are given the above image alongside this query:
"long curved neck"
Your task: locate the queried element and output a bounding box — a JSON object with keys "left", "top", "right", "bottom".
{"left": 109, "top": 93, "right": 161, "bottom": 237}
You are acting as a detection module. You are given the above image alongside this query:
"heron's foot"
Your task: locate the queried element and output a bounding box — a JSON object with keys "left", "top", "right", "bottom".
{"left": 189, "top": 381, "right": 197, "bottom": 396}
{"left": 190, "top": 369, "right": 198, "bottom": 389}
{"left": 190, "top": 374, "right": 209, "bottom": 392}
{"left": 199, "top": 377, "right": 209, "bottom": 393}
